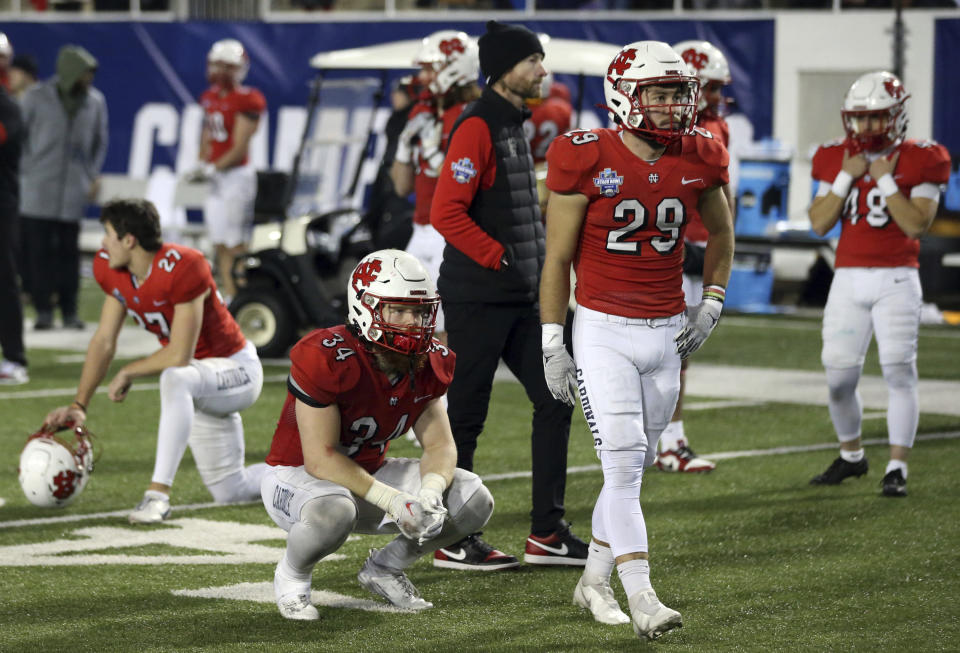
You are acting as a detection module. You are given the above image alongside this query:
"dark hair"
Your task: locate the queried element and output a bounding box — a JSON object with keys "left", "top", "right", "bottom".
{"left": 99, "top": 198, "right": 163, "bottom": 251}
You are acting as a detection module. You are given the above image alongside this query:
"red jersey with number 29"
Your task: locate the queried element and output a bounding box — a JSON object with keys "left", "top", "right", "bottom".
{"left": 200, "top": 85, "right": 267, "bottom": 165}
{"left": 93, "top": 243, "right": 245, "bottom": 359}
{"left": 266, "top": 326, "right": 456, "bottom": 474}
{"left": 546, "top": 128, "right": 729, "bottom": 318}
{"left": 811, "top": 138, "right": 950, "bottom": 268}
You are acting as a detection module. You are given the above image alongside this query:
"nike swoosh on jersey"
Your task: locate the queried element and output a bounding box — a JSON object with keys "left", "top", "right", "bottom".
{"left": 153, "top": 300, "right": 168, "bottom": 306}
{"left": 439, "top": 547, "right": 468, "bottom": 561}
{"left": 414, "top": 395, "right": 433, "bottom": 403}
{"left": 681, "top": 177, "right": 703, "bottom": 185}
{"left": 528, "top": 539, "right": 569, "bottom": 556}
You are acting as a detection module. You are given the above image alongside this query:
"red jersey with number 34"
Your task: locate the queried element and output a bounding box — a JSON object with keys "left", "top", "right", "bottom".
{"left": 266, "top": 326, "right": 456, "bottom": 474}
{"left": 546, "top": 128, "right": 729, "bottom": 318}
{"left": 200, "top": 85, "right": 267, "bottom": 165}
{"left": 811, "top": 138, "right": 950, "bottom": 268}
{"left": 93, "top": 243, "right": 245, "bottom": 359}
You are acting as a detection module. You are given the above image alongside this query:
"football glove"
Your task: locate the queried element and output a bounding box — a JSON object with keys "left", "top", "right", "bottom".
{"left": 542, "top": 346, "right": 577, "bottom": 406}
{"left": 674, "top": 297, "right": 723, "bottom": 359}
{"left": 419, "top": 120, "right": 445, "bottom": 177}
{"left": 183, "top": 162, "right": 216, "bottom": 183}
{"left": 395, "top": 111, "right": 433, "bottom": 165}
{"left": 366, "top": 480, "right": 444, "bottom": 545}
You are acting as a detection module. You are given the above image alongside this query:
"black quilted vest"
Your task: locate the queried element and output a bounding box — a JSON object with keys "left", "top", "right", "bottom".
{"left": 438, "top": 87, "right": 544, "bottom": 304}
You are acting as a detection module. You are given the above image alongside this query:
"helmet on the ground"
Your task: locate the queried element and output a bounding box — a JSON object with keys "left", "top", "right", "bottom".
{"left": 19, "top": 422, "right": 96, "bottom": 508}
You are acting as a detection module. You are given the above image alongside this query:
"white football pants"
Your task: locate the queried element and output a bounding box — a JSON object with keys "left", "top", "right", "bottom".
{"left": 203, "top": 165, "right": 257, "bottom": 248}
{"left": 153, "top": 340, "right": 265, "bottom": 502}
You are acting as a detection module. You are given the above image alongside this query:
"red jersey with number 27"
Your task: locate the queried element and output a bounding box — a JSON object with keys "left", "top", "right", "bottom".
{"left": 266, "top": 326, "right": 456, "bottom": 474}
{"left": 546, "top": 128, "right": 729, "bottom": 318}
{"left": 93, "top": 243, "right": 245, "bottom": 359}
{"left": 408, "top": 101, "right": 467, "bottom": 226}
{"left": 811, "top": 138, "right": 950, "bottom": 268}
{"left": 200, "top": 85, "right": 267, "bottom": 165}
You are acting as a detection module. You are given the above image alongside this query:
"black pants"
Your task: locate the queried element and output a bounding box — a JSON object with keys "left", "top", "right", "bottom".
{"left": 0, "top": 209, "right": 26, "bottom": 365}
{"left": 443, "top": 300, "right": 573, "bottom": 535}
{"left": 22, "top": 216, "right": 80, "bottom": 319}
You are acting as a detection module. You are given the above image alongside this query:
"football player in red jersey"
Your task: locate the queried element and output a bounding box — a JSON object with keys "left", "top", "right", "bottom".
{"left": 651, "top": 39, "right": 737, "bottom": 474}
{"left": 808, "top": 72, "right": 950, "bottom": 498}
{"left": 191, "top": 38, "right": 266, "bottom": 302}
{"left": 391, "top": 30, "right": 481, "bottom": 345}
{"left": 0, "top": 33, "right": 11, "bottom": 91}
{"left": 526, "top": 73, "right": 573, "bottom": 216}
{"left": 539, "top": 41, "right": 734, "bottom": 640}
{"left": 260, "top": 249, "right": 495, "bottom": 620}
{"left": 43, "top": 199, "right": 267, "bottom": 523}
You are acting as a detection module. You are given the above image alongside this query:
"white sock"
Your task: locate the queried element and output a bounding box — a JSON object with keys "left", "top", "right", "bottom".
{"left": 840, "top": 448, "right": 865, "bottom": 463}
{"left": 144, "top": 489, "right": 169, "bottom": 500}
{"left": 617, "top": 558, "right": 652, "bottom": 598}
{"left": 583, "top": 540, "right": 615, "bottom": 585}
{"left": 658, "top": 421, "right": 685, "bottom": 452}
{"left": 885, "top": 459, "right": 908, "bottom": 478}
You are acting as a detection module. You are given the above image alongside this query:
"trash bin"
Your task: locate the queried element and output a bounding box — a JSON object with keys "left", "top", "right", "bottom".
{"left": 735, "top": 140, "right": 792, "bottom": 237}
{"left": 726, "top": 249, "right": 775, "bottom": 313}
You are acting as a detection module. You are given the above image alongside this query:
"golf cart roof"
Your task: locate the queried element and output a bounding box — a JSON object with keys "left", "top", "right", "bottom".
{"left": 309, "top": 37, "right": 621, "bottom": 77}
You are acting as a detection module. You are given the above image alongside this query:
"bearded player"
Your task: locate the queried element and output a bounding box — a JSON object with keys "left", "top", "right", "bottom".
{"left": 391, "top": 30, "right": 481, "bottom": 345}
{"left": 539, "top": 41, "right": 734, "bottom": 640}
{"left": 808, "top": 71, "right": 950, "bottom": 497}
{"left": 43, "top": 198, "right": 266, "bottom": 523}
{"left": 261, "top": 249, "right": 496, "bottom": 620}
{"left": 191, "top": 38, "right": 266, "bottom": 303}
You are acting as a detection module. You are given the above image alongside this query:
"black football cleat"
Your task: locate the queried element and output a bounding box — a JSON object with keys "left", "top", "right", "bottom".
{"left": 881, "top": 469, "right": 908, "bottom": 497}
{"left": 810, "top": 456, "right": 868, "bottom": 485}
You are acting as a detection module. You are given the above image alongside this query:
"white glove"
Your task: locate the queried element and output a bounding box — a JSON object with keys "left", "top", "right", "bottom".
{"left": 184, "top": 162, "right": 215, "bottom": 183}
{"left": 366, "top": 479, "right": 444, "bottom": 545}
{"left": 674, "top": 297, "right": 723, "bottom": 359}
{"left": 419, "top": 120, "right": 445, "bottom": 176}
{"left": 542, "top": 323, "right": 577, "bottom": 406}
{"left": 417, "top": 472, "right": 447, "bottom": 514}
{"left": 396, "top": 111, "right": 433, "bottom": 165}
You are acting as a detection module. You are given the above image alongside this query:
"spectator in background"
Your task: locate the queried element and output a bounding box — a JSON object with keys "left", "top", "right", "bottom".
{"left": 430, "top": 20, "right": 587, "bottom": 571}
{"left": 0, "top": 33, "right": 12, "bottom": 91}
{"left": 8, "top": 55, "right": 39, "bottom": 101}
{"left": 188, "top": 39, "right": 265, "bottom": 305}
{"left": 20, "top": 44, "right": 108, "bottom": 330}
{"left": 0, "top": 72, "right": 27, "bottom": 384}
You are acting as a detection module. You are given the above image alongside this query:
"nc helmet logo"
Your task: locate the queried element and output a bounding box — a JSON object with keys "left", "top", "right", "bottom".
{"left": 451, "top": 157, "right": 477, "bottom": 184}
{"left": 593, "top": 167, "right": 624, "bottom": 198}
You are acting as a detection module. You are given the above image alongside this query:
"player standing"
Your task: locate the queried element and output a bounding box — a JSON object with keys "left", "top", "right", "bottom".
{"left": 539, "top": 41, "right": 734, "bottom": 640}
{"left": 808, "top": 71, "right": 950, "bottom": 497}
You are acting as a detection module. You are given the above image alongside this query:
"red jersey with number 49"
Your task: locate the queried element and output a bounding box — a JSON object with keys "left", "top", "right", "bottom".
{"left": 266, "top": 326, "right": 456, "bottom": 474}
{"left": 546, "top": 128, "right": 729, "bottom": 318}
{"left": 200, "top": 85, "right": 266, "bottom": 165}
{"left": 811, "top": 138, "right": 950, "bottom": 268}
{"left": 409, "top": 101, "right": 467, "bottom": 226}
{"left": 93, "top": 243, "right": 245, "bottom": 359}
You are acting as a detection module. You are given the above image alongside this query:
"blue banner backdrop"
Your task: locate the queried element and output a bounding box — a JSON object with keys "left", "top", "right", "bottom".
{"left": 4, "top": 20, "right": 774, "bottom": 176}
{"left": 934, "top": 18, "right": 960, "bottom": 156}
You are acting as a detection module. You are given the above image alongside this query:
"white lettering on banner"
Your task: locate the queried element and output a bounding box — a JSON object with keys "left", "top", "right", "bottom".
{"left": 0, "top": 518, "right": 352, "bottom": 567}
{"left": 129, "top": 103, "right": 180, "bottom": 177}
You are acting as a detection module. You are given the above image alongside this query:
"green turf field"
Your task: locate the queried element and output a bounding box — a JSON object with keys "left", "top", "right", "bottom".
{"left": 2, "top": 284, "right": 959, "bottom": 652}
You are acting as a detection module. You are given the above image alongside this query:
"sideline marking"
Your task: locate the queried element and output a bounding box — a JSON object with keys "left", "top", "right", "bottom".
{"left": 3, "top": 430, "right": 957, "bottom": 529}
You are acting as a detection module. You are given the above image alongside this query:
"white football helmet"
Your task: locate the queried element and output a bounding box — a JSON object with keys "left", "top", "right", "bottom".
{"left": 207, "top": 38, "right": 249, "bottom": 85}
{"left": 841, "top": 71, "right": 910, "bottom": 153}
{"left": 603, "top": 41, "right": 699, "bottom": 146}
{"left": 414, "top": 30, "right": 479, "bottom": 96}
{"left": 673, "top": 40, "right": 731, "bottom": 117}
{"left": 19, "top": 423, "right": 96, "bottom": 508}
{"left": 347, "top": 249, "right": 440, "bottom": 355}
{"left": 0, "top": 32, "right": 12, "bottom": 60}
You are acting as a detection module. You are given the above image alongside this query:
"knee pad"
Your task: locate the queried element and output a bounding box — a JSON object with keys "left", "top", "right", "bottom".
{"left": 601, "top": 449, "right": 646, "bottom": 492}
{"left": 446, "top": 472, "right": 493, "bottom": 536}
{"left": 881, "top": 362, "right": 917, "bottom": 390}
{"left": 825, "top": 366, "right": 860, "bottom": 402}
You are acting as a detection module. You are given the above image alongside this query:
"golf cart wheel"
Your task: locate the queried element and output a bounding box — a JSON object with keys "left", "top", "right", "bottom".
{"left": 230, "top": 291, "right": 296, "bottom": 359}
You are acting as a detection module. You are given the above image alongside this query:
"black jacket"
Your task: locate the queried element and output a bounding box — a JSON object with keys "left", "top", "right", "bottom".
{"left": 0, "top": 88, "right": 23, "bottom": 216}
{"left": 439, "top": 87, "right": 544, "bottom": 304}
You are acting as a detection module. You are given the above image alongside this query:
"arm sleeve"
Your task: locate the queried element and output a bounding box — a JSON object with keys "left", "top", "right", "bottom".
{"left": 430, "top": 116, "right": 504, "bottom": 270}
{"left": 91, "top": 96, "right": 109, "bottom": 176}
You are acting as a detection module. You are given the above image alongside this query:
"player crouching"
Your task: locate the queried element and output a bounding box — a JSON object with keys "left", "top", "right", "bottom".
{"left": 261, "top": 249, "right": 496, "bottom": 620}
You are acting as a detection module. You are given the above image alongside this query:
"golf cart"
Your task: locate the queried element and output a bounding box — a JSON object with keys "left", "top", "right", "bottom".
{"left": 230, "top": 36, "right": 619, "bottom": 358}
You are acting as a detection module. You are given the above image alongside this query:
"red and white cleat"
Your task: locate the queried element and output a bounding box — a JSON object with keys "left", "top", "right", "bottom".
{"left": 655, "top": 446, "right": 716, "bottom": 473}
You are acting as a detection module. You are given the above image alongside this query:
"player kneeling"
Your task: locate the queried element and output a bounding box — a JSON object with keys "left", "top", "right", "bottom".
{"left": 261, "top": 249, "right": 495, "bottom": 620}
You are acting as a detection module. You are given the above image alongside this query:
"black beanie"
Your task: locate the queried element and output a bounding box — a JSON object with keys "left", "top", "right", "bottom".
{"left": 478, "top": 20, "right": 544, "bottom": 86}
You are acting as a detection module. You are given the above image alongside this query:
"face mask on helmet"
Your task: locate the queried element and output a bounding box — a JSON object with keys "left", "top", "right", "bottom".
{"left": 347, "top": 249, "right": 440, "bottom": 356}
{"left": 673, "top": 40, "right": 732, "bottom": 119}
{"left": 19, "top": 422, "right": 97, "bottom": 508}
{"left": 415, "top": 31, "right": 479, "bottom": 96}
{"left": 207, "top": 39, "right": 249, "bottom": 87}
{"left": 841, "top": 71, "right": 909, "bottom": 153}
{"left": 604, "top": 41, "right": 700, "bottom": 147}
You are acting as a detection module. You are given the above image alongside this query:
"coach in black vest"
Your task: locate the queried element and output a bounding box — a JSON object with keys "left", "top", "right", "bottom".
{"left": 430, "top": 20, "right": 586, "bottom": 570}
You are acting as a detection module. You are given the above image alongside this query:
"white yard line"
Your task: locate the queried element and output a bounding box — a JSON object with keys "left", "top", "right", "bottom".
{"left": 3, "top": 430, "right": 957, "bottom": 530}
{"left": 0, "top": 374, "right": 289, "bottom": 400}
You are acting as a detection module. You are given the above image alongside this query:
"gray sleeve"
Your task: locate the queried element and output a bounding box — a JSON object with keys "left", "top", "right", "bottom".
{"left": 90, "top": 95, "right": 109, "bottom": 176}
